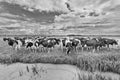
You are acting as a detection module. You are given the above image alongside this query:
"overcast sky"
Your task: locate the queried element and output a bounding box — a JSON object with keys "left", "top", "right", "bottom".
{"left": 0, "top": 0, "right": 120, "bottom": 35}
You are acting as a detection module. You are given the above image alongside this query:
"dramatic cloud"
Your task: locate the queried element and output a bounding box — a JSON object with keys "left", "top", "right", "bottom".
{"left": 1, "top": 0, "right": 69, "bottom": 12}
{"left": 68, "top": 0, "right": 120, "bottom": 11}
{"left": 0, "top": 0, "right": 120, "bottom": 35}
{"left": 1, "top": 0, "right": 120, "bottom": 13}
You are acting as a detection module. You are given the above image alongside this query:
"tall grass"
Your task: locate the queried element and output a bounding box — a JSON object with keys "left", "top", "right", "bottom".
{"left": 76, "top": 53, "right": 120, "bottom": 74}
{"left": 0, "top": 48, "right": 120, "bottom": 75}
{"left": 78, "top": 72, "right": 120, "bottom": 80}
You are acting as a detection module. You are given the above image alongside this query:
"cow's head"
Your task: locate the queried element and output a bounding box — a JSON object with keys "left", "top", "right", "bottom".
{"left": 113, "top": 40, "right": 118, "bottom": 45}
{"left": 55, "top": 39, "right": 61, "bottom": 45}
{"left": 3, "top": 38, "right": 9, "bottom": 41}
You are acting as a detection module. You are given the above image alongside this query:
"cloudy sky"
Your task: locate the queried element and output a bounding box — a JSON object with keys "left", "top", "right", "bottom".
{"left": 0, "top": 0, "right": 120, "bottom": 35}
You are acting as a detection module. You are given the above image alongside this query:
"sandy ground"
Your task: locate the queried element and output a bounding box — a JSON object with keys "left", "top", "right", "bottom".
{"left": 0, "top": 63, "right": 119, "bottom": 80}
{"left": 0, "top": 63, "right": 80, "bottom": 80}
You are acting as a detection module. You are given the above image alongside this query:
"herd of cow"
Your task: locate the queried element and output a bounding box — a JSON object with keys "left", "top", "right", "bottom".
{"left": 3, "top": 36, "right": 119, "bottom": 54}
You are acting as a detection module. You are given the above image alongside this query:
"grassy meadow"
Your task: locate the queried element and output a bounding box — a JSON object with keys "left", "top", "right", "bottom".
{"left": 0, "top": 36, "right": 120, "bottom": 80}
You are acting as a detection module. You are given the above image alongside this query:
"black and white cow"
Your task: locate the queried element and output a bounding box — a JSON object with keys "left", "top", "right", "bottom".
{"left": 61, "top": 37, "right": 81, "bottom": 54}
{"left": 3, "top": 37, "right": 22, "bottom": 50}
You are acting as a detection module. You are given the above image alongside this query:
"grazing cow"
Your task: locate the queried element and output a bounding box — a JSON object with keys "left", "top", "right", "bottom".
{"left": 34, "top": 38, "right": 44, "bottom": 47}
{"left": 26, "top": 42, "right": 34, "bottom": 48}
{"left": 101, "top": 38, "right": 118, "bottom": 49}
{"left": 116, "top": 39, "right": 120, "bottom": 48}
{"left": 15, "top": 39, "right": 23, "bottom": 50}
{"left": 14, "top": 37, "right": 26, "bottom": 46}
{"left": 36, "top": 37, "right": 61, "bottom": 53}
{"left": 25, "top": 38, "right": 41, "bottom": 52}
{"left": 79, "top": 37, "right": 89, "bottom": 51}
{"left": 61, "top": 37, "right": 85, "bottom": 54}
{"left": 3, "top": 37, "right": 18, "bottom": 50}
{"left": 64, "top": 38, "right": 73, "bottom": 54}
{"left": 47, "top": 38, "right": 61, "bottom": 46}
{"left": 70, "top": 38, "right": 81, "bottom": 52}
{"left": 25, "top": 39, "right": 35, "bottom": 50}
{"left": 84, "top": 38, "right": 98, "bottom": 52}
{"left": 82, "top": 37, "right": 106, "bottom": 52}
{"left": 106, "top": 39, "right": 118, "bottom": 49}
{"left": 61, "top": 37, "right": 79, "bottom": 54}
{"left": 33, "top": 37, "right": 47, "bottom": 52}
{"left": 96, "top": 39, "right": 106, "bottom": 49}
{"left": 40, "top": 40, "right": 54, "bottom": 52}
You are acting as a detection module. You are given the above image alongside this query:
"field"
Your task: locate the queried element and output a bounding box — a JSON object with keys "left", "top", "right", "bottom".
{"left": 0, "top": 35, "right": 120, "bottom": 80}
{"left": 0, "top": 0, "right": 120, "bottom": 79}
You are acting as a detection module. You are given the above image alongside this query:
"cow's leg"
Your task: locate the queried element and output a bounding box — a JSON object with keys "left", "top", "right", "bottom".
{"left": 74, "top": 46, "right": 76, "bottom": 52}
{"left": 32, "top": 47, "right": 34, "bottom": 52}
{"left": 51, "top": 47, "right": 54, "bottom": 52}
{"left": 15, "top": 43, "right": 21, "bottom": 51}
{"left": 75, "top": 46, "right": 78, "bottom": 52}
{"left": 75, "top": 47, "right": 77, "bottom": 53}
{"left": 18, "top": 45, "right": 21, "bottom": 50}
{"left": 30, "top": 46, "right": 32, "bottom": 52}
{"left": 62, "top": 47, "right": 65, "bottom": 52}
{"left": 45, "top": 47, "right": 47, "bottom": 53}
{"left": 86, "top": 46, "right": 90, "bottom": 51}
{"left": 13, "top": 44, "right": 16, "bottom": 50}
{"left": 16, "top": 45, "right": 21, "bottom": 51}
{"left": 34, "top": 47, "right": 37, "bottom": 52}
{"left": 29, "top": 46, "right": 32, "bottom": 52}
{"left": 86, "top": 46, "right": 89, "bottom": 51}
{"left": 98, "top": 46, "right": 101, "bottom": 51}
{"left": 26, "top": 45, "right": 29, "bottom": 51}
{"left": 97, "top": 46, "right": 100, "bottom": 52}
{"left": 41, "top": 47, "right": 45, "bottom": 52}
{"left": 64, "top": 47, "right": 66, "bottom": 52}
{"left": 92, "top": 48, "right": 95, "bottom": 53}
{"left": 81, "top": 44, "right": 84, "bottom": 51}
{"left": 49, "top": 48, "right": 52, "bottom": 53}
{"left": 35, "top": 47, "right": 38, "bottom": 53}
{"left": 60, "top": 42, "right": 63, "bottom": 51}
{"left": 96, "top": 46, "right": 98, "bottom": 51}
{"left": 14, "top": 45, "right": 17, "bottom": 51}
{"left": 40, "top": 47, "right": 42, "bottom": 52}
{"left": 26, "top": 47, "right": 29, "bottom": 52}
{"left": 92, "top": 46, "right": 96, "bottom": 53}
{"left": 47, "top": 48, "right": 51, "bottom": 53}
{"left": 59, "top": 44, "right": 62, "bottom": 51}
{"left": 81, "top": 47, "right": 84, "bottom": 51}
{"left": 67, "top": 47, "right": 72, "bottom": 55}
{"left": 42, "top": 47, "right": 44, "bottom": 52}
{"left": 38, "top": 47, "right": 41, "bottom": 52}
{"left": 33, "top": 46, "right": 36, "bottom": 53}
{"left": 42, "top": 47, "right": 45, "bottom": 52}
{"left": 66, "top": 48, "right": 70, "bottom": 55}
{"left": 61, "top": 47, "right": 63, "bottom": 52}
{"left": 107, "top": 44, "right": 110, "bottom": 50}
{"left": 38, "top": 47, "right": 40, "bottom": 52}
{"left": 34, "top": 45, "right": 38, "bottom": 53}
{"left": 12, "top": 46, "right": 15, "bottom": 50}
{"left": 76, "top": 46, "right": 80, "bottom": 51}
